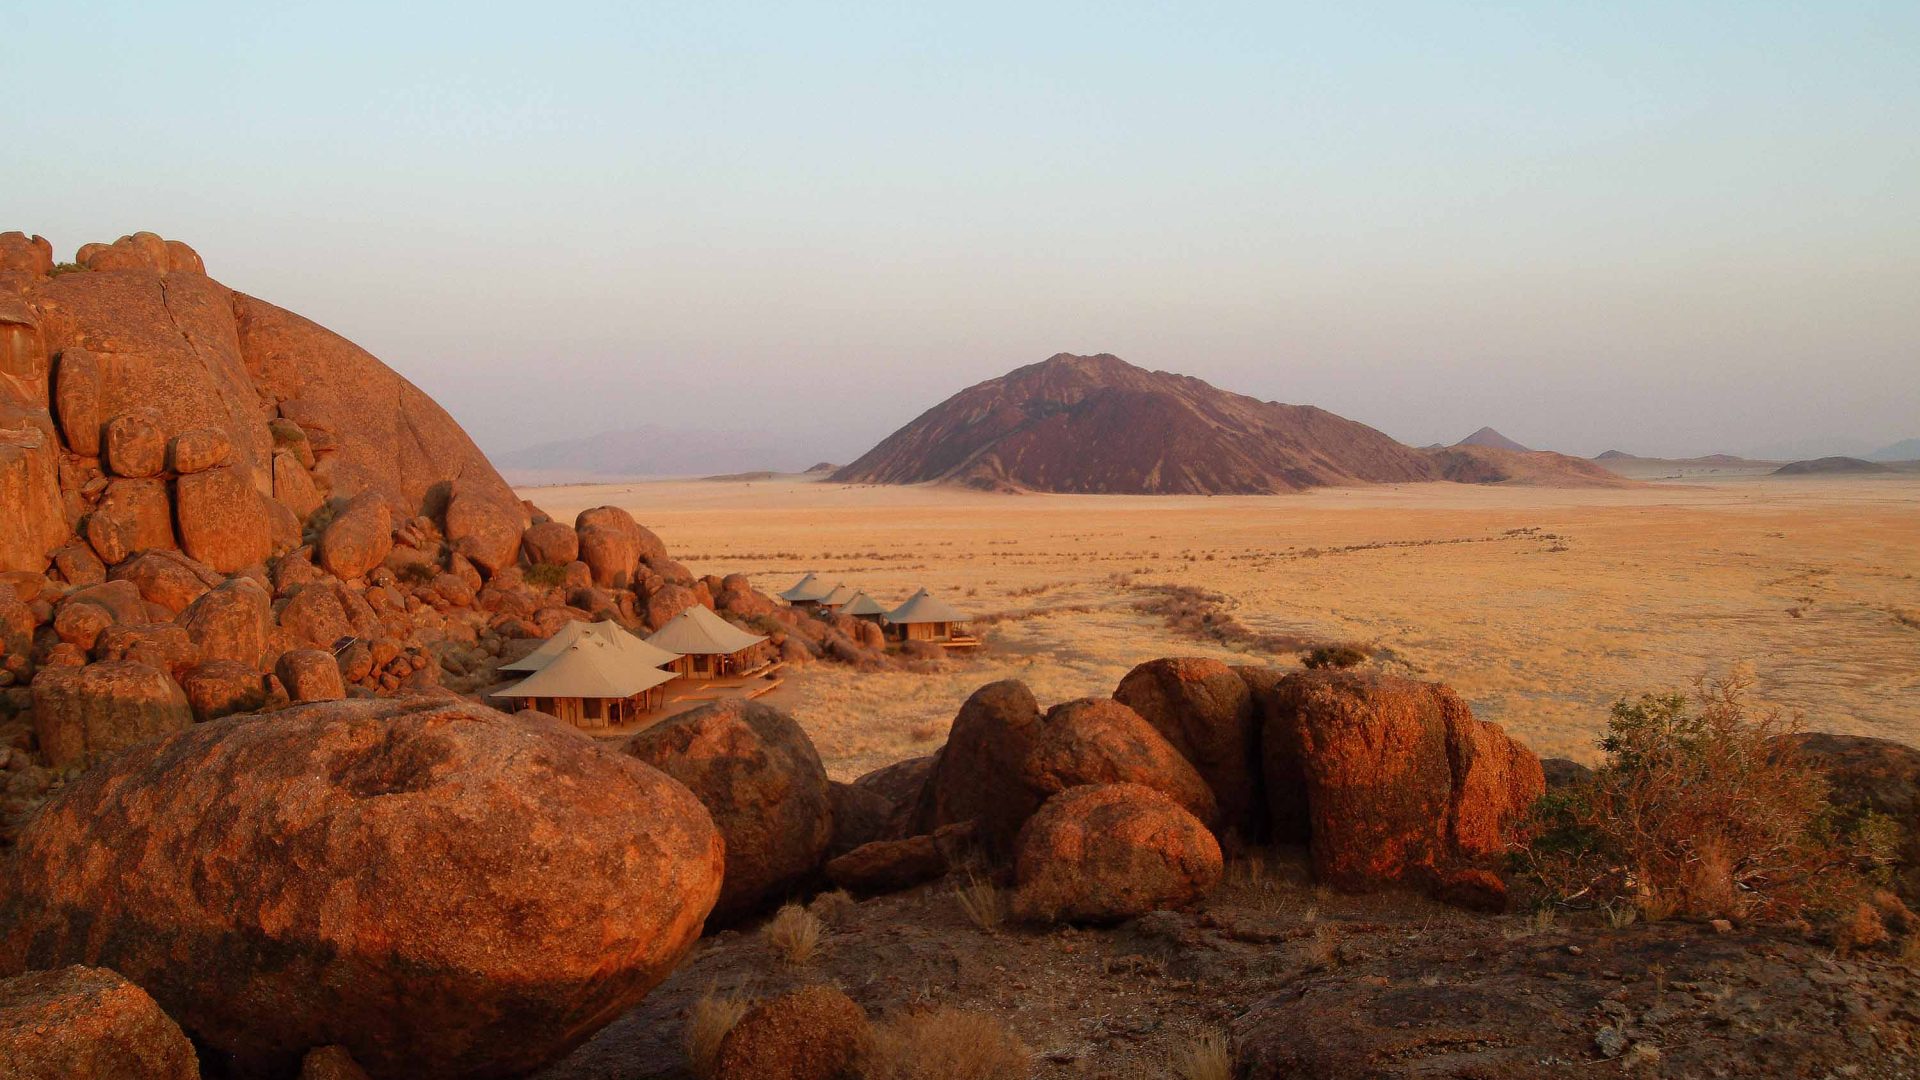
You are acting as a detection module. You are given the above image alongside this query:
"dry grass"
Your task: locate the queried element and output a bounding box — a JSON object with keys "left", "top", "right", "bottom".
{"left": 808, "top": 888, "right": 858, "bottom": 927}
{"left": 862, "top": 1006, "right": 1032, "bottom": 1080}
{"left": 1171, "top": 1029, "right": 1233, "bottom": 1080}
{"left": 953, "top": 874, "right": 1006, "bottom": 933}
{"left": 684, "top": 983, "right": 750, "bottom": 1079}
{"left": 523, "top": 475, "right": 1920, "bottom": 776}
{"left": 763, "top": 903, "right": 826, "bottom": 965}
{"left": 1305, "top": 922, "right": 1341, "bottom": 969}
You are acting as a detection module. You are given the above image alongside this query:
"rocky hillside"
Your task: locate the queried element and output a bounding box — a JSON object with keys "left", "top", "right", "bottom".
{"left": 832, "top": 353, "right": 1624, "bottom": 494}
{"left": 0, "top": 229, "right": 894, "bottom": 840}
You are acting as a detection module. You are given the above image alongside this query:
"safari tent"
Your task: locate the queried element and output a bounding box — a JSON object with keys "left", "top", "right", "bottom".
{"left": 489, "top": 635, "right": 677, "bottom": 728}
{"left": 886, "top": 587, "right": 972, "bottom": 644}
{"left": 838, "top": 590, "right": 889, "bottom": 625}
{"left": 816, "top": 584, "right": 859, "bottom": 611}
{"left": 645, "top": 604, "right": 770, "bottom": 679}
{"left": 778, "top": 572, "right": 834, "bottom": 610}
{"left": 499, "top": 618, "right": 681, "bottom": 673}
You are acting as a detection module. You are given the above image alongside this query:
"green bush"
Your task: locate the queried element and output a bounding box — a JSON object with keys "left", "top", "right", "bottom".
{"left": 1515, "top": 675, "right": 1903, "bottom": 933}
{"left": 1301, "top": 643, "right": 1369, "bottom": 669}
{"left": 524, "top": 562, "right": 569, "bottom": 587}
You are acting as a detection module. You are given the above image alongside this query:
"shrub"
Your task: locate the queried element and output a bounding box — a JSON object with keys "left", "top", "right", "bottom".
{"left": 1515, "top": 674, "right": 1902, "bottom": 927}
{"left": 395, "top": 560, "right": 438, "bottom": 585}
{"left": 952, "top": 874, "right": 1005, "bottom": 933}
{"left": 685, "top": 984, "right": 750, "bottom": 1079}
{"left": 48, "top": 261, "right": 88, "bottom": 276}
{"left": 763, "top": 902, "right": 825, "bottom": 965}
{"left": 861, "top": 1007, "right": 1030, "bottom": 1080}
{"left": 524, "top": 561, "right": 569, "bottom": 588}
{"left": 808, "top": 888, "right": 857, "bottom": 927}
{"left": 1301, "top": 643, "right": 1369, "bottom": 669}
{"left": 1171, "top": 1029, "right": 1233, "bottom": 1080}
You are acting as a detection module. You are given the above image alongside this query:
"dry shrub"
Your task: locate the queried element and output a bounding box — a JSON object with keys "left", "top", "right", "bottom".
{"left": 1301, "top": 642, "right": 1370, "bottom": 669}
{"left": 1171, "top": 1029, "right": 1233, "bottom": 1080}
{"left": 685, "top": 984, "right": 750, "bottom": 1079}
{"left": 809, "top": 888, "right": 857, "bottom": 927}
{"left": 862, "top": 1007, "right": 1031, "bottom": 1080}
{"left": 1129, "top": 583, "right": 1314, "bottom": 655}
{"left": 763, "top": 903, "right": 826, "bottom": 965}
{"left": 1304, "top": 922, "right": 1341, "bottom": 969}
{"left": 953, "top": 874, "right": 1005, "bottom": 933}
{"left": 1516, "top": 673, "right": 1902, "bottom": 929}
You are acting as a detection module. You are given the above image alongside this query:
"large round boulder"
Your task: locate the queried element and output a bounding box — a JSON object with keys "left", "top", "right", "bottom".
{"left": 174, "top": 464, "right": 270, "bottom": 572}
{"left": 177, "top": 576, "right": 272, "bottom": 667}
{"left": 621, "top": 699, "right": 832, "bottom": 923}
{"left": 1010, "top": 783, "right": 1223, "bottom": 924}
{"left": 2, "top": 698, "right": 725, "bottom": 1079}
{"left": 1781, "top": 732, "right": 1920, "bottom": 898}
{"left": 911, "top": 679, "right": 1046, "bottom": 853}
{"left": 0, "top": 965, "right": 200, "bottom": 1080}
{"left": 1022, "top": 697, "right": 1218, "bottom": 827}
{"left": 1114, "top": 657, "right": 1263, "bottom": 840}
{"left": 28, "top": 660, "right": 192, "bottom": 769}
{"left": 1259, "top": 671, "right": 1543, "bottom": 906}
{"left": 318, "top": 491, "right": 393, "bottom": 581}
{"left": 519, "top": 520, "right": 579, "bottom": 567}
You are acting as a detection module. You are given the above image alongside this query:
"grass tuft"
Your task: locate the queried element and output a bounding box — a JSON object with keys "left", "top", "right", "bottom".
{"left": 763, "top": 903, "right": 826, "bottom": 965}
{"left": 1171, "top": 1029, "right": 1233, "bottom": 1080}
{"left": 684, "top": 983, "right": 750, "bottom": 1079}
{"left": 862, "top": 1007, "right": 1030, "bottom": 1080}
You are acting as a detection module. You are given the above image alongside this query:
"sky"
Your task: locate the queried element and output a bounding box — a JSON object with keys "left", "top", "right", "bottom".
{"left": 7, "top": 1, "right": 1917, "bottom": 463}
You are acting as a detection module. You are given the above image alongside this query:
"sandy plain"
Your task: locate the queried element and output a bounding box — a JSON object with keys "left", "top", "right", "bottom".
{"left": 522, "top": 474, "right": 1920, "bottom": 779}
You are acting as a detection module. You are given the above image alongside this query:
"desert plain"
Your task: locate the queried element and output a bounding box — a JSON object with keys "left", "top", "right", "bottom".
{"left": 524, "top": 471, "right": 1920, "bottom": 777}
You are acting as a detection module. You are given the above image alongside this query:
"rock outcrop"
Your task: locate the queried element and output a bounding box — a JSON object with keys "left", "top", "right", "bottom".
{"left": 1255, "top": 670, "right": 1544, "bottom": 907}
{"left": 1010, "top": 783, "right": 1223, "bottom": 924}
{"left": 1114, "top": 657, "right": 1263, "bottom": 839}
{"left": 0, "top": 965, "right": 200, "bottom": 1080}
{"left": 623, "top": 700, "right": 834, "bottom": 922}
{"left": 3, "top": 698, "right": 725, "bottom": 1079}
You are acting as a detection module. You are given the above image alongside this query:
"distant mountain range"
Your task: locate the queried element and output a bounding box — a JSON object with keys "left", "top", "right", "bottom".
{"left": 497, "top": 425, "right": 816, "bottom": 481}
{"left": 831, "top": 353, "right": 1622, "bottom": 494}
{"left": 1868, "top": 438, "right": 1920, "bottom": 462}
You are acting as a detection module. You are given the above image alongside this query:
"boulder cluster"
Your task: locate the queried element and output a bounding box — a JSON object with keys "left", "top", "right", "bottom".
{"left": 821, "top": 657, "right": 1546, "bottom": 915}
{"left": 0, "top": 230, "right": 889, "bottom": 843}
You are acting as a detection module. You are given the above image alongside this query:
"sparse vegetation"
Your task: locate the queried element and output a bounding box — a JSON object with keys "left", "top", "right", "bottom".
{"left": 524, "top": 561, "right": 569, "bottom": 587}
{"left": 396, "top": 560, "right": 438, "bottom": 585}
{"left": 1516, "top": 674, "right": 1904, "bottom": 933}
{"left": 808, "top": 888, "right": 857, "bottom": 927}
{"left": 48, "top": 261, "right": 88, "bottom": 276}
{"left": 952, "top": 874, "right": 1005, "bottom": 933}
{"left": 861, "top": 1006, "right": 1031, "bottom": 1080}
{"left": 1301, "top": 642, "right": 1370, "bottom": 669}
{"left": 763, "top": 903, "right": 826, "bottom": 965}
{"left": 1171, "top": 1029, "right": 1233, "bottom": 1080}
{"left": 684, "top": 983, "right": 750, "bottom": 1079}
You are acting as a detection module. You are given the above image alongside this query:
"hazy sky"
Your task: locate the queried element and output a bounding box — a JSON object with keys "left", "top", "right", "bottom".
{"left": 9, "top": 2, "right": 1917, "bottom": 462}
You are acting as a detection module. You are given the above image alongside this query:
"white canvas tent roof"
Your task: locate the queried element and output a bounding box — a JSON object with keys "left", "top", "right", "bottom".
{"left": 779, "top": 572, "right": 834, "bottom": 602}
{"left": 490, "top": 636, "right": 678, "bottom": 700}
{"left": 645, "top": 604, "right": 768, "bottom": 656}
{"left": 839, "top": 591, "right": 888, "bottom": 617}
{"left": 500, "top": 619, "right": 680, "bottom": 672}
{"left": 817, "top": 584, "right": 859, "bottom": 608}
{"left": 887, "top": 588, "right": 967, "bottom": 625}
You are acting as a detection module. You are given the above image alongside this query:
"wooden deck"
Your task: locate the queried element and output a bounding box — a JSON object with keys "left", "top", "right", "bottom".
{"left": 582, "top": 662, "right": 787, "bottom": 739}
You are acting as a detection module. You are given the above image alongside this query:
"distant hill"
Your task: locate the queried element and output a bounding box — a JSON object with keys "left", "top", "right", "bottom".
{"left": 833, "top": 353, "right": 1625, "bottom": 494}
{"left": 1454, "top": 426, "right": 1530, "bottom": 452}
{"left": 1868, "top": 438, "right": 1920, "bottom": 462}
{"left": 1426, "top": 445, "right": 1629, "bottom": 487}
{"left": 1772, "top": 456, "right": 1893, "bottom": 476}
{"left": 1590, "top": 451, "right": 1780, "bottom": 479}
{"left": 498, "top": 425, "right": 812, "bottom": 481}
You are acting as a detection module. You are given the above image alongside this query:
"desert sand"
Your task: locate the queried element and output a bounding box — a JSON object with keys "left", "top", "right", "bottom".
{"left": 525, "top": 473, "right": 1920, "bottom": 778}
